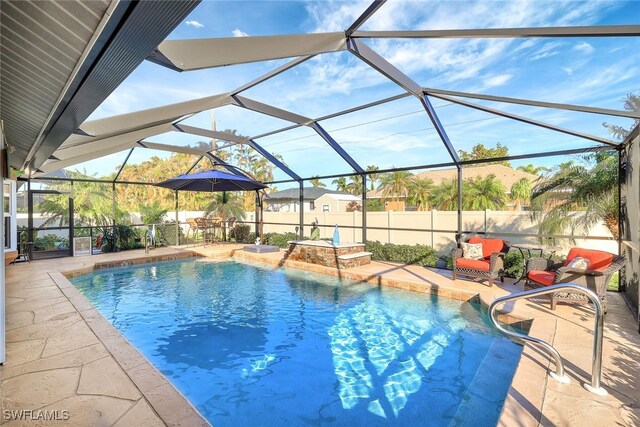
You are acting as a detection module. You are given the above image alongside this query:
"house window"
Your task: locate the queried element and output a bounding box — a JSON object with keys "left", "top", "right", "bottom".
{"left": 322, "top": 204, "right": 330, "bottom": 212}
{"left": 310, "top": 201, "right": 315, "bottom": 211}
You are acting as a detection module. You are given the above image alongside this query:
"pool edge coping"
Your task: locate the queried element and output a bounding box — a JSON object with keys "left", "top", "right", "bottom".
{"left": 52, "top": 252, "right": 211, "bottom": 427}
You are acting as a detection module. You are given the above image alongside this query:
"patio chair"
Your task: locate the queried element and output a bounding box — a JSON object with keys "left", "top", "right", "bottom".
{"left": 227, "top": 217, "right": 237, "bottom": 241}
{"left": 451, "top": 236, "right": 509, "bottom": 287}
{"left": 524, "top": 247, "right": 625, "bottom": 312}
{"left": 186, "top": 218, "right": 202, "bottom": 246}
{"left": 195, "top": 217, "right": 215, "bottom": 245}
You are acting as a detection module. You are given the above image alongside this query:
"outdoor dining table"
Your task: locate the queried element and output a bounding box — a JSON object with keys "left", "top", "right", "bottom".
{"left": 511, "top": 243, "right": 562, "bottom": 284}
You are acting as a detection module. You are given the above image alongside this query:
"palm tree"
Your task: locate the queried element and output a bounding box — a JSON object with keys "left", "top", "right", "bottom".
{"left": 407, "top": 177, "right": 434, "bottom": 211}
{"left": 430, "top": 178, "right": 460, "bottom": 211}
{"left": 366, "top": 165, "right": 379, "bottom": 190}
{"left": 510, "top": 178, "right": 532, "bottom": 211}
{"left": 465, "top": 174, "right": 507, "bottom": 210}
{"left": 517, "top": 164, "right": 547, "bottom": 175}
{"left": 309, "top": 176, "right": 326, "bottom": 188}
{"left": 332, "top": 177, "right": 349, "bottom": 192}
{"left": 379, "top": 170, "right": 413, "bottom": 207}
{"left": 531, "top": 152, "right": 619, "bottom": 240}
{"left": 346, "top": 174, "right": 363, "bottom": 195}
{"left": 603, "top": 91, "right": 639, "bottom": 140}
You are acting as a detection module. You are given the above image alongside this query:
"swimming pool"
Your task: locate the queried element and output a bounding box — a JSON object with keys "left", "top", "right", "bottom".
{"left": 71, "top": 258, "right": 521, "bottom": 426}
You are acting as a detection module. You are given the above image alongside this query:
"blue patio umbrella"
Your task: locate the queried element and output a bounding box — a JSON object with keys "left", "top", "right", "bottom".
{"left": 155, "top": 169, "right": 267, "bottom": 192}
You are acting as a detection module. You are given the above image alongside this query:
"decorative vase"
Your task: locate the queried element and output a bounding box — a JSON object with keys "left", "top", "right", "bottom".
{"left": 332, "top": 224, "right": 340, "bottom": 246}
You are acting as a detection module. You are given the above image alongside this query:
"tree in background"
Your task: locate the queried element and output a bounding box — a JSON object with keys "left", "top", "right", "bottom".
{"left": 510, "top": 178, "right": 532, "bottom": 211}
{"left": 430, "top": 178, "right": 460, "bottom": 211}
{"left": 379, "top": 170, "right": 412, "bottom": 207}
{"left": 602, "top": 91, "right": 639, "bottom": 140}
{"left": 407, "top": 177, "right": 434, "bottom": 211}
{"left": 531, "top": 152, "right": 619, "bottom": 240}
{"left": 458, "top": 142, "right": 510, "bottom": 166}
{"left": 517, "top": 164, "right": 547, "bottom": 175}
{"left": 531, "top": 90, "right": 640, "bottom": 241}
{"left": 309, "top": 176, "right": 326, "bottom": 188}
{"left": 366, "top": 165, "right": 380, "bottom": 190}
{"left": 139, "top": 201, "right": 168, "bottom": 224}
{"left": 346, "top": 174, "right": 364, "bottom": 195}
{"left": 465, "top": 174, "right": 507, "bottom": 210}
{"left": 332, "top": 176, "right": 348, "bottom": 192}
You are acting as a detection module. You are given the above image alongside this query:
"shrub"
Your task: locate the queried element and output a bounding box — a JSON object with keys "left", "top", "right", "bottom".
{"left": 266, "top": 232, "right": 299, "bottom": 248}
{"left": 365, "top": 241, "right": 437, "bottom": 267}
{"left": 234, "top": 224, "right": 252, "bottom": 243}
{"left": 503, "top": 250, "right": 524, "bottom": 279}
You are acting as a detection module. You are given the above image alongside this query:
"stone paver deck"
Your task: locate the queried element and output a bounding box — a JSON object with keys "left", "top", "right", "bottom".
{"left": 1, "top": 244, "right": 639, "bottom": 426}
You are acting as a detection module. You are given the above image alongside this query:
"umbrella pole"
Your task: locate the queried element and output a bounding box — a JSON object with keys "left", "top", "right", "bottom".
{"left": 254, "top": 191, "right": 260, "bottom": 244}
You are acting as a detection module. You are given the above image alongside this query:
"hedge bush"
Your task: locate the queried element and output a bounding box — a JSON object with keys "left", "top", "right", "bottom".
{"left": 365, "top": 241, "right": 438, "bottom": 267}
{"left": 266, "top": 232, "right": 299, "bottom": 248}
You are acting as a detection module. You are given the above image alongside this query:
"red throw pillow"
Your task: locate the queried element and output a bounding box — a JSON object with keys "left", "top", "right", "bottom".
{"left": 468, "top": 237, "right": 504, "bottom": 259}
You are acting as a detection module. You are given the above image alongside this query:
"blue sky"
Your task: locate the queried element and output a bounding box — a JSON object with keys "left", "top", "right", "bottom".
{"left": 81, "top": 0, "right": 640, "bottom": 185}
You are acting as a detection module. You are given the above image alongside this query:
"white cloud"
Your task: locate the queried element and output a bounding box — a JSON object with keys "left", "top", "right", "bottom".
{"left": 573, "top": 42, "right": 595, "bottom": 54}
{"left": 483, "top": 74, "right": 513, "bottom": 88}
{"left": 185, "top": 20, "right": 204, "bottom": 28}
{"left": 232, "top": 28, "right": 249, "bottom": 37}
{"left": 562, "top": 67, "right": 573, "bottom": 76}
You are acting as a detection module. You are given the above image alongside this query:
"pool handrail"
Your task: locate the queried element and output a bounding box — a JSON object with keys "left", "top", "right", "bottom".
{"left": 489, "top": 283, "right": 607, "bottom": 396}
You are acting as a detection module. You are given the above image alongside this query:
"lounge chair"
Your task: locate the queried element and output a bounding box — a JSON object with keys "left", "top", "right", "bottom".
{"left": 524, "top": 247, "right": 625, "bottom": 312}
{"left": 452, "top": 236, "right": 509, "bottom": 287}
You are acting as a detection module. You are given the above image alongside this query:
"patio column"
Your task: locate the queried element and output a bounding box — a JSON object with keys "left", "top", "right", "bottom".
{"left": 175, "top": 191, "right": 179, "bottom": 245}
{"left": 362, "top": 174, "right": 367, "bottom": 243}
{"left": 299, "top": 182, "right": 304, "bottom": 239}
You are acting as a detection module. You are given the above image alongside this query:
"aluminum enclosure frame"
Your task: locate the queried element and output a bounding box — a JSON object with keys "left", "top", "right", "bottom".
{"left": 37, "top": 0, "right": 640, "bottom": 251}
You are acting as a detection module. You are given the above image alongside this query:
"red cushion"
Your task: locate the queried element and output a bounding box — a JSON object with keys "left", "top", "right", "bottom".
{"left": 527, "top": 270, "right": 555, "bottom": 286}
{"left": 456, "top": 258, "right": 491, "bottom": 271}
{"left": 468, "top": 237, "right": 505, "bottom": 259}
{"left": 564, "top": 248, "right": 613, "bottom": 271}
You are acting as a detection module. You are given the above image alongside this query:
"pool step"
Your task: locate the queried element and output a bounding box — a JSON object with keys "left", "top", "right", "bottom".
{"left": 449, "top": 338, "right": 521, "bottom": 425}
{"left": 337, "top": 251, "right": 372, "bottom": 268}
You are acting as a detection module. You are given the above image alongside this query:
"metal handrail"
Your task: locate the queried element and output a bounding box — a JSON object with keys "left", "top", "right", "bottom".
{"left": 489, "top": 284, "right": 607, "bottom": 396}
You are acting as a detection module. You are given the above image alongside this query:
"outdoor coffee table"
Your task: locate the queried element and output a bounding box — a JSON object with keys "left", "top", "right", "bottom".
{"left": 511, "top": 243, "right": 562, "bottom": 284}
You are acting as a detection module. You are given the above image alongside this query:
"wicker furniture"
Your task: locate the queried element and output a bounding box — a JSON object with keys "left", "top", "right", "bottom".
{"left": 524, "top": 247, "right": 625, "bottom": 312}
{"left": 451, "top": 236, "right": 509, "bottom": 287}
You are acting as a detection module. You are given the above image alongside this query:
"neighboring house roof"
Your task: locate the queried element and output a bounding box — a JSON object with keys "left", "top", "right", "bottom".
{"left": 266, "top": 187, "right": 354, "bottom": 201}
{"left": 319, "top": 193, "right": 360, "bottom": 201}
{"left": 368, "top": 164, "right": 538, "bottom": 198}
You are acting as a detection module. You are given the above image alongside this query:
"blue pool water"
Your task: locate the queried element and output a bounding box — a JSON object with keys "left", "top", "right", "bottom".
{"left": 71, "top": 259, "right": 521, "bottom": 426}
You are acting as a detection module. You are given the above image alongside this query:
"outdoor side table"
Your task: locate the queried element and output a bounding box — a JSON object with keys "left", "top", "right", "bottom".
{"left": 511, "top": 243, "right": 562, "bottom": 284}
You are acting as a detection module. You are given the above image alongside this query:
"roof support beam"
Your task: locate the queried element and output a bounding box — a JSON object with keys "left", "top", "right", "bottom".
{"left": 347, "top": 37, "right": 460, "bottom": 164}
{"left": 247, "top": 139, "right": 302, "bottom": 181}
{"left": 420, "top": 94, "right": 461, "bottom": 163}
{"left": 311, "top": 123, "right": 364, "bottom": 174}
{"left": 231, "top": 95, "right": 313, "bottom": 125}
{"left": 174, "top": 124, "right": 248, "bottom": 144}
{"left": 57, "top": 123, "right": 175, "bottom": 157}
{"left": 424, "top": 88, "right": 639, "bottom": 119}
{"left": 113, "top": 148, "right": 135, "bottom": 182}
{"left": 205, "top": 152, "right": 246, "bottom": 176}
{"left": 232, "top": 55, "right": 315, "bottom": 95}
{"left": 346, "top": 0, "right": 387, "bottom": 36}
{"left": 430, "top": 92, "right": 618, "bottom": 147}
{"left": 71, "top": 93, "right": 231, "bottom": 145}
{"left": 347, "top": 38, "right": 422, "bottom": 97}
{"left": 185, "top": 156, "right": 204, "bottom": 175}
{"left": 149, "top": 32, "right": 347, "bottom": 71}
{"left": 249, "top": 92, "right": 411, "bottom": 140}
{"left": 137, "top": 141, "right": 209, "bottom": 156}
{"left": 39, "top": 140, "right": 139, "bottom": 173}
{"left": 353, "top": 25, "right": 640, "bottom": 39}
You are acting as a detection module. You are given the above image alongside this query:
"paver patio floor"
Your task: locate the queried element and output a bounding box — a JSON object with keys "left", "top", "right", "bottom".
{"left": 1, "top": 245, "right": 638, "bottom": 426}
